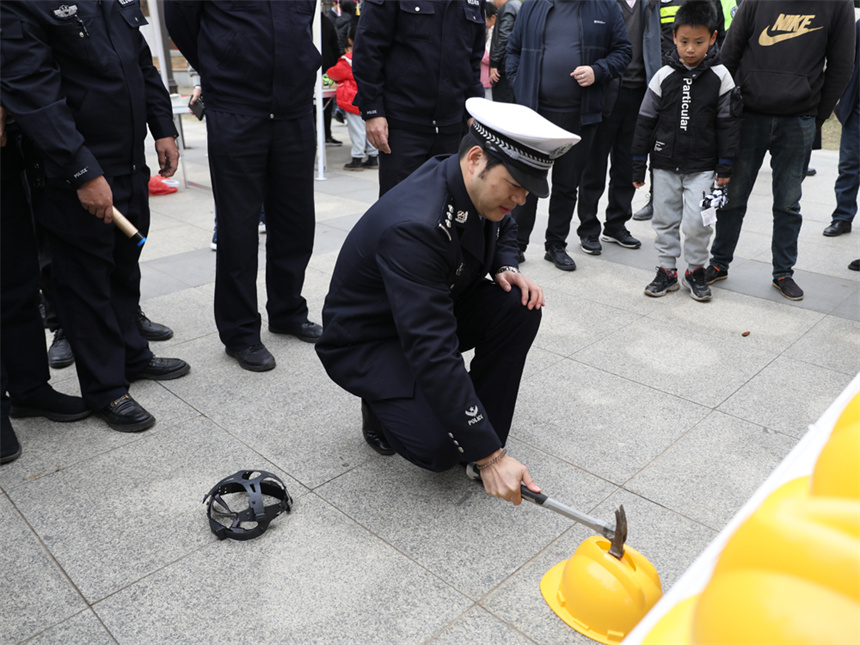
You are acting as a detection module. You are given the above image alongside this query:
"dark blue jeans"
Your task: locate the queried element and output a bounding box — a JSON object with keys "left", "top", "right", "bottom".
{"left": 710, "top": 113, "right": 815, "bottom": 279}
{"left": 833, "top": 100, "right": 859, "bottom": 223}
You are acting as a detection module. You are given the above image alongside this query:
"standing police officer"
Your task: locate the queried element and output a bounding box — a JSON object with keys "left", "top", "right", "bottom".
{"left": 352, "top": 0, "right": 487, "bottom": 196}
{"left": 316, "top": 99, "right": 580, "bottom": 505}
{"left": 166, "top": 1, "right": 324, "bottom": 372}
{"left": 1, "top": 0, "right": 190, "bottom": 433}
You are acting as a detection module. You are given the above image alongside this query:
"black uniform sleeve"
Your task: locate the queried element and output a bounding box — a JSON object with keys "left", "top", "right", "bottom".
{"left": 139, "top": 22, "right": 178, "bottom": 141}
{"left": 351, "top": 0, "right": 396, "bottom": 120}
{"left": 491, "top": 215, "right": 521, "bottom": 271}
{"left": 164, "top": 1, "right": 203, "bottom": 73}
{"left": 0, "top": 3, "right": 103, "bottom": 187}
{"left": 466, "top": 2, "right": 487, "bottom": 102}
{"left": 376, "top": 223, "right": 502, "bottom": 461}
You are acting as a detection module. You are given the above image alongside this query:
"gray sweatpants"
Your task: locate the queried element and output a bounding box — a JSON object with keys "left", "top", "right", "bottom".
{"left": 345, "top": 111, "right": 378, "bottom": 160}
{"left": 652, "top": 169, "right": 715, "bottom": 270}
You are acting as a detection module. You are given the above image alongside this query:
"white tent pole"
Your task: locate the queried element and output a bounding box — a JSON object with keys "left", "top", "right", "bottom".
{"left": 314, "top": 0, "right": 327, "bottom": 181}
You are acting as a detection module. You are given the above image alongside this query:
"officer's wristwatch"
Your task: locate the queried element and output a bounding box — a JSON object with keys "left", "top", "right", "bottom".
{"left": 494, "top": 265, "right": 520, "bottom": 275}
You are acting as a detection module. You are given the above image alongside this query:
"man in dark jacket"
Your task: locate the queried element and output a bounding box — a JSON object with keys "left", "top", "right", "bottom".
{"left": 822, "top": 18, "right": 860, "bottom": 239}
{"left": 166, "top": 1, "right": 324, "bottom": 372}
{"left": 706, "top": 0, "right": 856, "bottom": 301}
{"left": 489, "top": 0, "right": 522, "bottom": 103}
{"left": 1, "top": 0, "right": 190, "bottom": 432}
{"left": 352, "top": 0, "right": 486, "bottom": 196}
{"left": 506, "top": 0, "right": 631, "bottom": 269}
{"left": 316, "top": 99, "right": 579, "bottom": 505}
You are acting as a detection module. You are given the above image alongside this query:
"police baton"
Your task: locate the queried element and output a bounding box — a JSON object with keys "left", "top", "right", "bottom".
{"left": 111, "top": 206, "right": 146, "bottom": 247}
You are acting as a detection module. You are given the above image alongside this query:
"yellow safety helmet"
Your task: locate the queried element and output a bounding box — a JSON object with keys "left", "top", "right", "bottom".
{"left": 540, "top": 536, "right": 662, "bottom": 645}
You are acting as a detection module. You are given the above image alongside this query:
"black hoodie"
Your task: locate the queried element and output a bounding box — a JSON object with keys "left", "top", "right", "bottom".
{"left": 719, "top": 0, "right": 856, "bottom": 126}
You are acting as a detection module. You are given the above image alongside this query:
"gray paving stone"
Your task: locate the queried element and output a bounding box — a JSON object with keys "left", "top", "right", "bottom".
{"left": 0, "top": 494, "right": 86, "bottom": 644}
{"left": 784, "top": 314, "right": 860, "bottom": 375}
{"left": 23, "top": 610, "right": 115, "bottom": 645}
{"left": 155, "top": 335, "right": 377, "bottom": 489}
{"left": 481, "top": 490, "right": 715, "bottom": 645}
{"left": 8, "top": 417, "right": 305, "bottom": 603}
{"left": 94, "top": 494, "right": 471, "bottom": 645}
{"left": 315, "top": 438, "right": 617, "bottom": 600}
{"left": 572, "top": 316, "right": 776, "bottom": 408}
{"left": 626, "top": 411, "right": 797, "bottom": 530}
{"left": 513, "top": 360, "right": 710, "bottom": 484}
{"left": 647, "top": 287, "right": 825, "bottom": 354}
{"left": 139, "top": 286, "right": 219, "bottom": 348}
{"left": 717, "top": 356, "right": 855, "bottom": 438}
{"left": 428, "top": 607, "right": 536, "bottom": 645}
{"left": 532, "top": 289, "right": 642, "bottom": 358}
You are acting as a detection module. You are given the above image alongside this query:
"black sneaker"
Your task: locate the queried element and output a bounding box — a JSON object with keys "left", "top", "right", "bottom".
{"left": 644, "top": 267, "right": 679, "bottom": 297}
{"left": 773, "top": 276, "right": 804, "bottom": 301}
{"left": 704, "top": 265, "right": 728, "bottom": 284}
{"left": 684, "top": 268, "right": 712, "bottom": 301}
{"left": 601, "top": 229, "right": 641, "bottom": 249}
{"left": 544, "top": 245, "right": 576, "bottom": 271}
{"left": 344, "top": 157, "right": 363, "bottom": 171}
{"left": 361, "top": 156, "right": 379, "bottom": 169}
{"left": 580, "top": 235, "right": 602, "bottom": 255}
{"left": 48, "top": 328, "right": 74, "bottom": 369}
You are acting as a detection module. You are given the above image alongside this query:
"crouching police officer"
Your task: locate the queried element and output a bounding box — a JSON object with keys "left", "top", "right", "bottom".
{"left": 0, "top": 0, "right": 190, "bottom": 432}
{"left": 316, "top": 99, "right": 580, "bottom": 505}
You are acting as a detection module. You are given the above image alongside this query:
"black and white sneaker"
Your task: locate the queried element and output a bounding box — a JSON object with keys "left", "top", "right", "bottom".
{"left": 601, "top": 229, "right": 641, "bottom": 249}
{"left": 644, "top": 267, "right": 679, "bottom": 297}
{"left": 684, "top": 268, "right": 712, "bottom": 301}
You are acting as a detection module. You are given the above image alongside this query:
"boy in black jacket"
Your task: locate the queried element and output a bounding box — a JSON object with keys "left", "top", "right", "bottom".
{"left": 633, "top": 0, "right": 740, "bottom": 301}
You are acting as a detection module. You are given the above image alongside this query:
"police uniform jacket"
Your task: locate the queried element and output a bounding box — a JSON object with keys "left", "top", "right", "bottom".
{"left": 0, "top": 0, "right": 177, "bottom": 187}
{"left": 352, "top": 0, "right": 485, "bottom": 133}
{"left": 164, "top": 0, "right": 321, "bottom": 120}
{"left": 316, "top": 154, "right": 520, "bottom": 461}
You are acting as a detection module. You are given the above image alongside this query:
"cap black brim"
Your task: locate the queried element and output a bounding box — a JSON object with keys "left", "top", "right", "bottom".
{"left": 503, "top": 161, "right": 549, "bottom": 199}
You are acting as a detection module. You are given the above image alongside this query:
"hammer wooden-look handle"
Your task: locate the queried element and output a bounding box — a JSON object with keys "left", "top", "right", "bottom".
{"left": 111, "top": 206, "right": 146, "bottom": 246}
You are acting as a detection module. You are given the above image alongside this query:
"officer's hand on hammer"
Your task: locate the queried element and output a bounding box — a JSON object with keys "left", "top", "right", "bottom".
{"left": 495, "top": 270, "right": 545, "bottom": 310}
{"left": 366, "top": 116, "right": 391, "bottom": 154}
{"left": 478, "top": 449, "right": 541, "bottom": 505}
{"left": 155, "top": 136, "right": 180, "bottom": 178}
{"left": 77, "top": 176, "right": 114, "bottom": 222}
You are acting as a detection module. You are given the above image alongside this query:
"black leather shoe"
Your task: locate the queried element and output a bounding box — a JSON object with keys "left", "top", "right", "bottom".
{"left": 269, "top": 321, "right": 323, "bottom": 343}
{"left": 849, "top": 259, "right": 860, "bottom": 272}
{"left": 1, "top": 418, "right": 22, "bottom": 464}
{"left": 518, "top": 250, "right": 526, "bottom": 264}
{"left": 226, "top": 343, "right": 276, "bottom": 372}
{"left": 361, "top": 399, "right": 395, "bottom": 456}
{"left": 601, "top": 229, "right": 642, "bottom": 249}
{"left": 544, "top": 245, "right": 577, "bottom": 271}
{"left": 10, "top": 385, "right": 90, "bottom": 422}
{"left": 48, "top": 328, "right": 74, "bottom": 369}
{"left": 580, "top": 235, "right": 602, "bottom": 255}
{"left": 96, "top": 394, "right": 155, "bottom": 433}
{"left": 806, "top": 167, "right": 817, "bottom": 177}
{"left": 131, "top": 357, "right": 190, "bottom": 381}
{"left": 137, "top": 307, "right": 174, "bottom": 341}
{"left": 823, "top": 220, "right": 851, "bottom": 237}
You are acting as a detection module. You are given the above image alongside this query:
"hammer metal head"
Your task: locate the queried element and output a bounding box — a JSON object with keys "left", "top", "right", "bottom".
{"left": 608, "top": 505, "right": 628, "bottom": 559}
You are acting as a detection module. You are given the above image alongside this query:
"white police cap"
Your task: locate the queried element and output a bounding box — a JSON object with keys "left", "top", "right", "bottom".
{"left": 466, "top": 97, "right": 581, "bottom": 198}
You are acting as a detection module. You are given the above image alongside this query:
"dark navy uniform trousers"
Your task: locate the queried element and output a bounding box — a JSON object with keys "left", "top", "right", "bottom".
{"left": 206, "top": 110, "right": 316, "bottom": 350}
{"left": 32, "top": 171, "right": 153, "bottom": 410}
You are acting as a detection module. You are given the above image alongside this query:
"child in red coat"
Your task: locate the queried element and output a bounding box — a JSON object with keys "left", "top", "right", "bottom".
{"left": 326, "top": 22, "right": 378, "bottom": 170}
